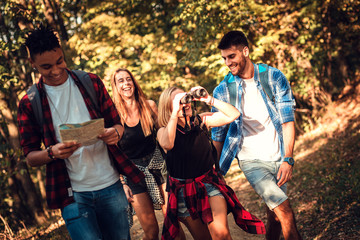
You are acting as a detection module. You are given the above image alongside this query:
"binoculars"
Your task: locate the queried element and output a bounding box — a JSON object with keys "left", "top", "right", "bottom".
{"left": 180, "top": 88, "right": 208, "bottom": 104}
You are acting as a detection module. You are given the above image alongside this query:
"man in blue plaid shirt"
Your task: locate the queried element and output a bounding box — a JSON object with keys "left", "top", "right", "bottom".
{"left": 211, "top": 30, "right": 302, "bottom": 240}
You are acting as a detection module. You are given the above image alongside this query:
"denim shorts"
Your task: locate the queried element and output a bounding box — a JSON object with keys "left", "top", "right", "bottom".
{"left": 177, "top": 182, "right": 223, "bottom": 218}
{"left": 239, "top": 159, "right": 288, "bottom": 210}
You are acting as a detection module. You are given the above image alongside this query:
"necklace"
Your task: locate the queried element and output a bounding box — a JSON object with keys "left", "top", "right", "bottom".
{"left": 46, "top": 79, "right": 72, "bottom": 124}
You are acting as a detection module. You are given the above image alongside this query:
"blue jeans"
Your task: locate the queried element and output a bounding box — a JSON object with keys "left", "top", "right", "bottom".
{"left": 239, "top": 159, "right": 288, "bottom": 210}
{"left": 61, "top": 180, "right": 130, "bottom": 240}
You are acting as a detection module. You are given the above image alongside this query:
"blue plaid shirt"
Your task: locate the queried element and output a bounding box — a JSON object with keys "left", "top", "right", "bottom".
{"left": 211, "top": 63, "right": 296, "bottom": 175}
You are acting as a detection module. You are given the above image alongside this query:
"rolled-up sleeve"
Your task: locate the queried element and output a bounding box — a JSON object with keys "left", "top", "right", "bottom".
{"left": 273, "top": 70, "right": 296, "bottom": 124}
{"left": 17, "top": 96, "right": 42, "bottom": 156}
{"left": 211, "top": 83, "right": 229, "bottom": 142}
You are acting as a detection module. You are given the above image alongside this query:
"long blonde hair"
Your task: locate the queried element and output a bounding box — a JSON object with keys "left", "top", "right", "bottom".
{"left": 158, "top": 87, "right": 182, "bottom": 128}
{"left": 111, "top": 68, "right": 155, "bottom": 136}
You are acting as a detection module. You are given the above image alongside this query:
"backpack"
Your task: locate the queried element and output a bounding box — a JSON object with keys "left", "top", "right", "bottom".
{"left": 26, "top": 70, "right": 100, "bottom": 135}
{"left": 224, "top": 63, "right": 275, "bottom": 107}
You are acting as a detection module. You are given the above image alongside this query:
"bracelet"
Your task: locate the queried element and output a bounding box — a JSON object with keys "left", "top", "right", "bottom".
{"left": 120, "top": 177, "right": 126, "bottom": 185}
{"left": 170, "top": 115, "right": 178, "bottom": 121}
{"left": 47, "top": 145, "right": 55, "bottom": 161}
{"left": 114, "top": 128, "right": 121, "bottom": 141}
{"left": 206, "top": 96, "right": 215, "bottom": 106}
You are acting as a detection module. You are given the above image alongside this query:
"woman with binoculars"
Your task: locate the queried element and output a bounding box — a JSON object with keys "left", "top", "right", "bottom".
{"left": 157, "top": 86, "right": 265, "bottom": 240}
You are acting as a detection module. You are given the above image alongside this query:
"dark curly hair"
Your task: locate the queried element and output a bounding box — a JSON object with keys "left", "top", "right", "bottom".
{"left": 217, "top": 30, "right": 249, "bottom": 50}
{"left": 25, "top": 25, "right": 61, "bottom": 60}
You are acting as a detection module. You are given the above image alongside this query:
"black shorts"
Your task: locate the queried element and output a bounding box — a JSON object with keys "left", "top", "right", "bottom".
{"left": 127, "top": 169, "right": 165, "bottom": 195}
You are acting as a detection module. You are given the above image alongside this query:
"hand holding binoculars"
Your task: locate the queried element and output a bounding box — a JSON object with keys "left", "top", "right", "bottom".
{"left": 180, "top": 88, "right": 208, "bottom": 104}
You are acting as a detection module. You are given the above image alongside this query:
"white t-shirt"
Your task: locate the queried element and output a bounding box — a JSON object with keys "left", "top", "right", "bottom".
{"left": 44, "top": 75, "right": 119, "bottom": 191}
{"left": 237, "top": 78, "right": 281, "bottom": 161}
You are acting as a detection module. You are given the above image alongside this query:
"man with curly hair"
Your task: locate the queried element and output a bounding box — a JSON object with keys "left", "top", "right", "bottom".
{"left": 17, "top": 25, "right": 144, "bottom": 240}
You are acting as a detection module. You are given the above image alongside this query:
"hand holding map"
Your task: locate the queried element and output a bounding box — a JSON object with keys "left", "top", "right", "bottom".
{"left": 59, "top": 118, "right": 104, "bottom": 146}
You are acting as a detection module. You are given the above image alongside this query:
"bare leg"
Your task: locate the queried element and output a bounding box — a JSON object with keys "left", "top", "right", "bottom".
{"left": 268, "top": 200, "right": 302, "bottom": 240}
{"left": 208, "top": 196, "right": 232, "bottom": 240}
{"left": 160, "top": 183, "right": 168, "bottom": 216}
{"left": 132, "top": 192, "right": 159, "bottom": 240}
{"left": 179, "top": 216, "right": 212, "bottom": 240}
{"left": 266, "top": 206, "right": 282, "bottom": 240}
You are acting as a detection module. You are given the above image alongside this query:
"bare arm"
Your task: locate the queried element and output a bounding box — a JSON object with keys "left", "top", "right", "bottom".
{"left": 277, "top": 121, "right": 295, "bottom": 186}
{"left": 147, "top": 100, "right": 158, "bottom": 115}
{"left": 189, "top": 86, "right": 239, "bottom": 128}
{"left": 200, "top": 97, "right": 240, "bottom": 128}
{"left": 282, "top": 121, "right": 295, "bottom": 158}
{"left": 98, "top": 124, "right": 124, "bottom": 145}
{"left": 213, "top": 141, "right": 224, "bottom": 163}
{"left": 148, "top": 99, "right": 159, "bottom": 129}
{"left": 157, "top": 93, "right": 186, "bottom": 151}
{"left": 157, "top": 118, "right": 177, "bottom": 151}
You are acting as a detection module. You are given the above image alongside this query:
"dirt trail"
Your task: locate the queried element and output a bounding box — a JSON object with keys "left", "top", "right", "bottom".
{"left": 130, "top": 161, "right": 267, "bottom": 240}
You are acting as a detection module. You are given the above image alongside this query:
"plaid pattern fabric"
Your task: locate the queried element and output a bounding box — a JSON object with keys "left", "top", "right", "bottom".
{"left": 161, "top": 168, "right": 265, "bottom": 239}
{"left": 211, "top": 63, "right": 296, "bottom": 175}
{"left": 125, "top": 145, "right": 165, "bottom": 228}
{"left": 17, "top": 69, "right": 144, "bottom": 209}
{"left": 134, "top": 146, "right": 165, "bottom": 210}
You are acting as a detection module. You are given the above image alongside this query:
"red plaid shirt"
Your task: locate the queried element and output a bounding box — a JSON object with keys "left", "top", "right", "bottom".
{"left": 162, "top": 168, "right": 265, "bottom": 239}
{"left": 17, "top": 70, "right": 144, "bottom": 209}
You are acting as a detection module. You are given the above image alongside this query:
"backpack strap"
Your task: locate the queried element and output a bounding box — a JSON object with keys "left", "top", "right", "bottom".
{"left": 224, "top": 72, "right": 237, "bottom": 107}
{"left": 26, "top": 70, "right": 100, "bottom": 135}
{"left": 72, "top": 70, "right": 100, "bottom": 114}
{"left": 224, "top": 64, "right": 275, "bottom": 106}
{"left": 258, "top": 63, "right": 275, "bottom": 104}
{"left": 27, "top": 84, "right": 44, "bottom": 132}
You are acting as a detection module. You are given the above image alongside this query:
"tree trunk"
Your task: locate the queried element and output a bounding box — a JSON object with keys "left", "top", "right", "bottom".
{"left": 42, "top": 0, "right": 57, "bottom": 29}
{"left": 0, "top": 93, "right": 47, "bottom": 225}
{"left": 17, "top": 0, "right": 34, "bottom": 30}
{"left": 37, "top": 168, "right": 47, "bottom": 202}
{"left": 54, "top": 0, "right": 68, "bottom": 41}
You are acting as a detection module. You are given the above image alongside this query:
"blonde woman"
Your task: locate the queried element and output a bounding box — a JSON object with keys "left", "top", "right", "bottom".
{"left": 111, "top": 68, "right": 166, "bottom": 240}
{"left": 157, "top": 86, "right": 266, "bottom": 240}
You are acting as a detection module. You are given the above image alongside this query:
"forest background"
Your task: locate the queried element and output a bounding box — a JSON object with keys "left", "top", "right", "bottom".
{"left": 0, "top": 0, "right": 359, "bottom": 239}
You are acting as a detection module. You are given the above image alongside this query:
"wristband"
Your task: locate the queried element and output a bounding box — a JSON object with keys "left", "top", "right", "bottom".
{"left": 206, "top": 96, "right": 214, "bottom": 106}
{"left": 47, "top": 145, "right": 55, "bottom": 161}
{"left": 120, "top": 176, "right": 127, "bottom": 185}
{"left": 170, "top": 115, "right": 178, "bottom": 120}
{"left": 114, "top": 128, "right": 121, "bottom": 141}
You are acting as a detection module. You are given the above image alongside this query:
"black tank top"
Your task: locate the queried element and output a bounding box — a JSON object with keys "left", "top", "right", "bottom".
{"left": 166, "top": 117, "right": 215, "bottom": 179}
{"left": 119, "top": 121, "right": 156, "bottom": 159}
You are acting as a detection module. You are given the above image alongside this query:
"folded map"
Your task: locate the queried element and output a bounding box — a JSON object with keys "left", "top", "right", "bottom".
{"left": 59, "top": 118, "right": 104, "bottom": 146}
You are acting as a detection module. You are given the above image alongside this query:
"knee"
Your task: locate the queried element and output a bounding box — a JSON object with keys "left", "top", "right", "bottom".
{"left": 267, "top": 207, "right": 280, "bottom": 223}
{"left": 279, "top": 207, "right": 295, "bottom": 221}
{"left": 210, "top": 227, "right": 231, "bottom": 240}
{"left": 272, "top": 202, "right": 298, "bottom": 226}
{"left": 143, "top": 223, "right": 159, "bottom": 240}
{"left": 276, "top": 200, "right": 295, "bottom": 216}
